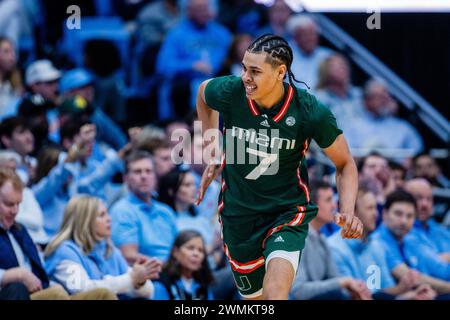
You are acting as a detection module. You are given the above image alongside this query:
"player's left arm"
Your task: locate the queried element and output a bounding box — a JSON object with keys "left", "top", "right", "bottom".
{"left": 322, "top": 134, "right": 363, "bottom": 238}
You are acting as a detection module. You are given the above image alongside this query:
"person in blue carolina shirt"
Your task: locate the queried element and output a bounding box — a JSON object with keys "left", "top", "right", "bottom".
{"left": 328, "top": 187, "right": 437, "bottom": 300}
{"left": 153, "top": 230, "right": 214, "bottom": 300}
{"left": 156, "top": 0, "right": 232, "bottom": 119}
{"left": 45, "top": 195, "right": 161, "bottom": 299}
{"left": 405, "top": 178, "right": 450, "bottom": 259}
{"left": 372, "top": 189, "right": 450, "bottom": 298}
{"left": 157, "top": 166, "right": 215, "bottom": 249}
{"left": 110, "top": 150, "right": 178, "bottom": 265}
{"left": 31, "top": 120, "right": 128, "bottom": 238}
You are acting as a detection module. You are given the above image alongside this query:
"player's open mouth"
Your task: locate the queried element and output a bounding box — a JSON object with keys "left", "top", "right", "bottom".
{"left": 245, "top": 84, "right": 257, "bottom": 95}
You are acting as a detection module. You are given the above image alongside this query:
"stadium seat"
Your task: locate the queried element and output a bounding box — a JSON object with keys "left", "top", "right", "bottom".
{"left": 61, "top": 16, "right": 130, "bottom": 72}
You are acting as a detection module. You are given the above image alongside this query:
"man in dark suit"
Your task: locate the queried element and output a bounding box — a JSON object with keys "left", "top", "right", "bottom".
{"left": 0, "top": 168, "right": 48, "bottom": 296}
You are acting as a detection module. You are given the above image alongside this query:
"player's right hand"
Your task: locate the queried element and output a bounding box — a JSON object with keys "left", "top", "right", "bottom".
{"left": 196, "top": 162, "right": 222, "bottom": 205}
{"left": 335, "top": 212, "right": 363, "bottom": 239}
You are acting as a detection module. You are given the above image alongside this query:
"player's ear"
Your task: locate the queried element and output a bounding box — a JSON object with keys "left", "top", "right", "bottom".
{"left": 277, "top": 65, "right": 287, "bottom": 81}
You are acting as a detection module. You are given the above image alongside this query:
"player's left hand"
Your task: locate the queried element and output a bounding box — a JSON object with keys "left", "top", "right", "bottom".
{"left": 335, "top": 212, "right": 363, "bottom": 239}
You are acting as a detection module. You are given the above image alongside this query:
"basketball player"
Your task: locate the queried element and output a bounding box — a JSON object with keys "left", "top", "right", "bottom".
{"left": 196, "top": 34, "right": 363, "bottom": 300}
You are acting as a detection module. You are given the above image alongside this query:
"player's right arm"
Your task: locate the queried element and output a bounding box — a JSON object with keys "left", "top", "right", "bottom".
{"left": 196, "top": 79, "right": 222, "bottom": 205}
{"left": 196, "top": 76, "right": 237, "bottom": 204}
{"left": 196, "top": 79, "right": 219, "bottom": 134}
{"left": 197, "top": 75, "right": 236, "bottom": 128}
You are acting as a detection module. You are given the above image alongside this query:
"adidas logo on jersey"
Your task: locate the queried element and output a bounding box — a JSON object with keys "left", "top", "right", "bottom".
{"left": 260, "top": 119, "right": 270, "bottom": 127}
{"left": 274, "top": 235, "right": 284, "bottom": 243}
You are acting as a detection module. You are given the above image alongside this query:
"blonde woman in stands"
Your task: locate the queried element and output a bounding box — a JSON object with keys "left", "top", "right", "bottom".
{"left": 45, "top": 195, "right": 162, "bottom": 299}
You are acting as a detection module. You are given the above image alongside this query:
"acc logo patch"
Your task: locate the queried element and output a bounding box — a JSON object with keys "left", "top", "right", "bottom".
{"left": 286, "top": 116, "right": 296, "bottom": 126}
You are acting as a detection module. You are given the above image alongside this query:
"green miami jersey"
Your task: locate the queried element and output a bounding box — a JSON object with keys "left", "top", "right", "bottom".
{"left": 204, "top": 75, "right": 342, "bottom": 217}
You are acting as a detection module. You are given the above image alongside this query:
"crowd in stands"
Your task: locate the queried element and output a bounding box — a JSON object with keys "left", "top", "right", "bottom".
{"left": 0, "top": 0, "right": 448, "bottom": 300}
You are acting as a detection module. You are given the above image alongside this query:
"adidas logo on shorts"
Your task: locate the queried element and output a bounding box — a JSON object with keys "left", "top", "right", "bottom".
{"left": 274, "top": 235, "right": 284, "bottom": 243}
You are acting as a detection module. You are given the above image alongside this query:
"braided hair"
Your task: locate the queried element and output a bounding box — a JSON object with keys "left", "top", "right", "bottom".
{"left": 247, "top": 34, "right": 309, "bottom": 89}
